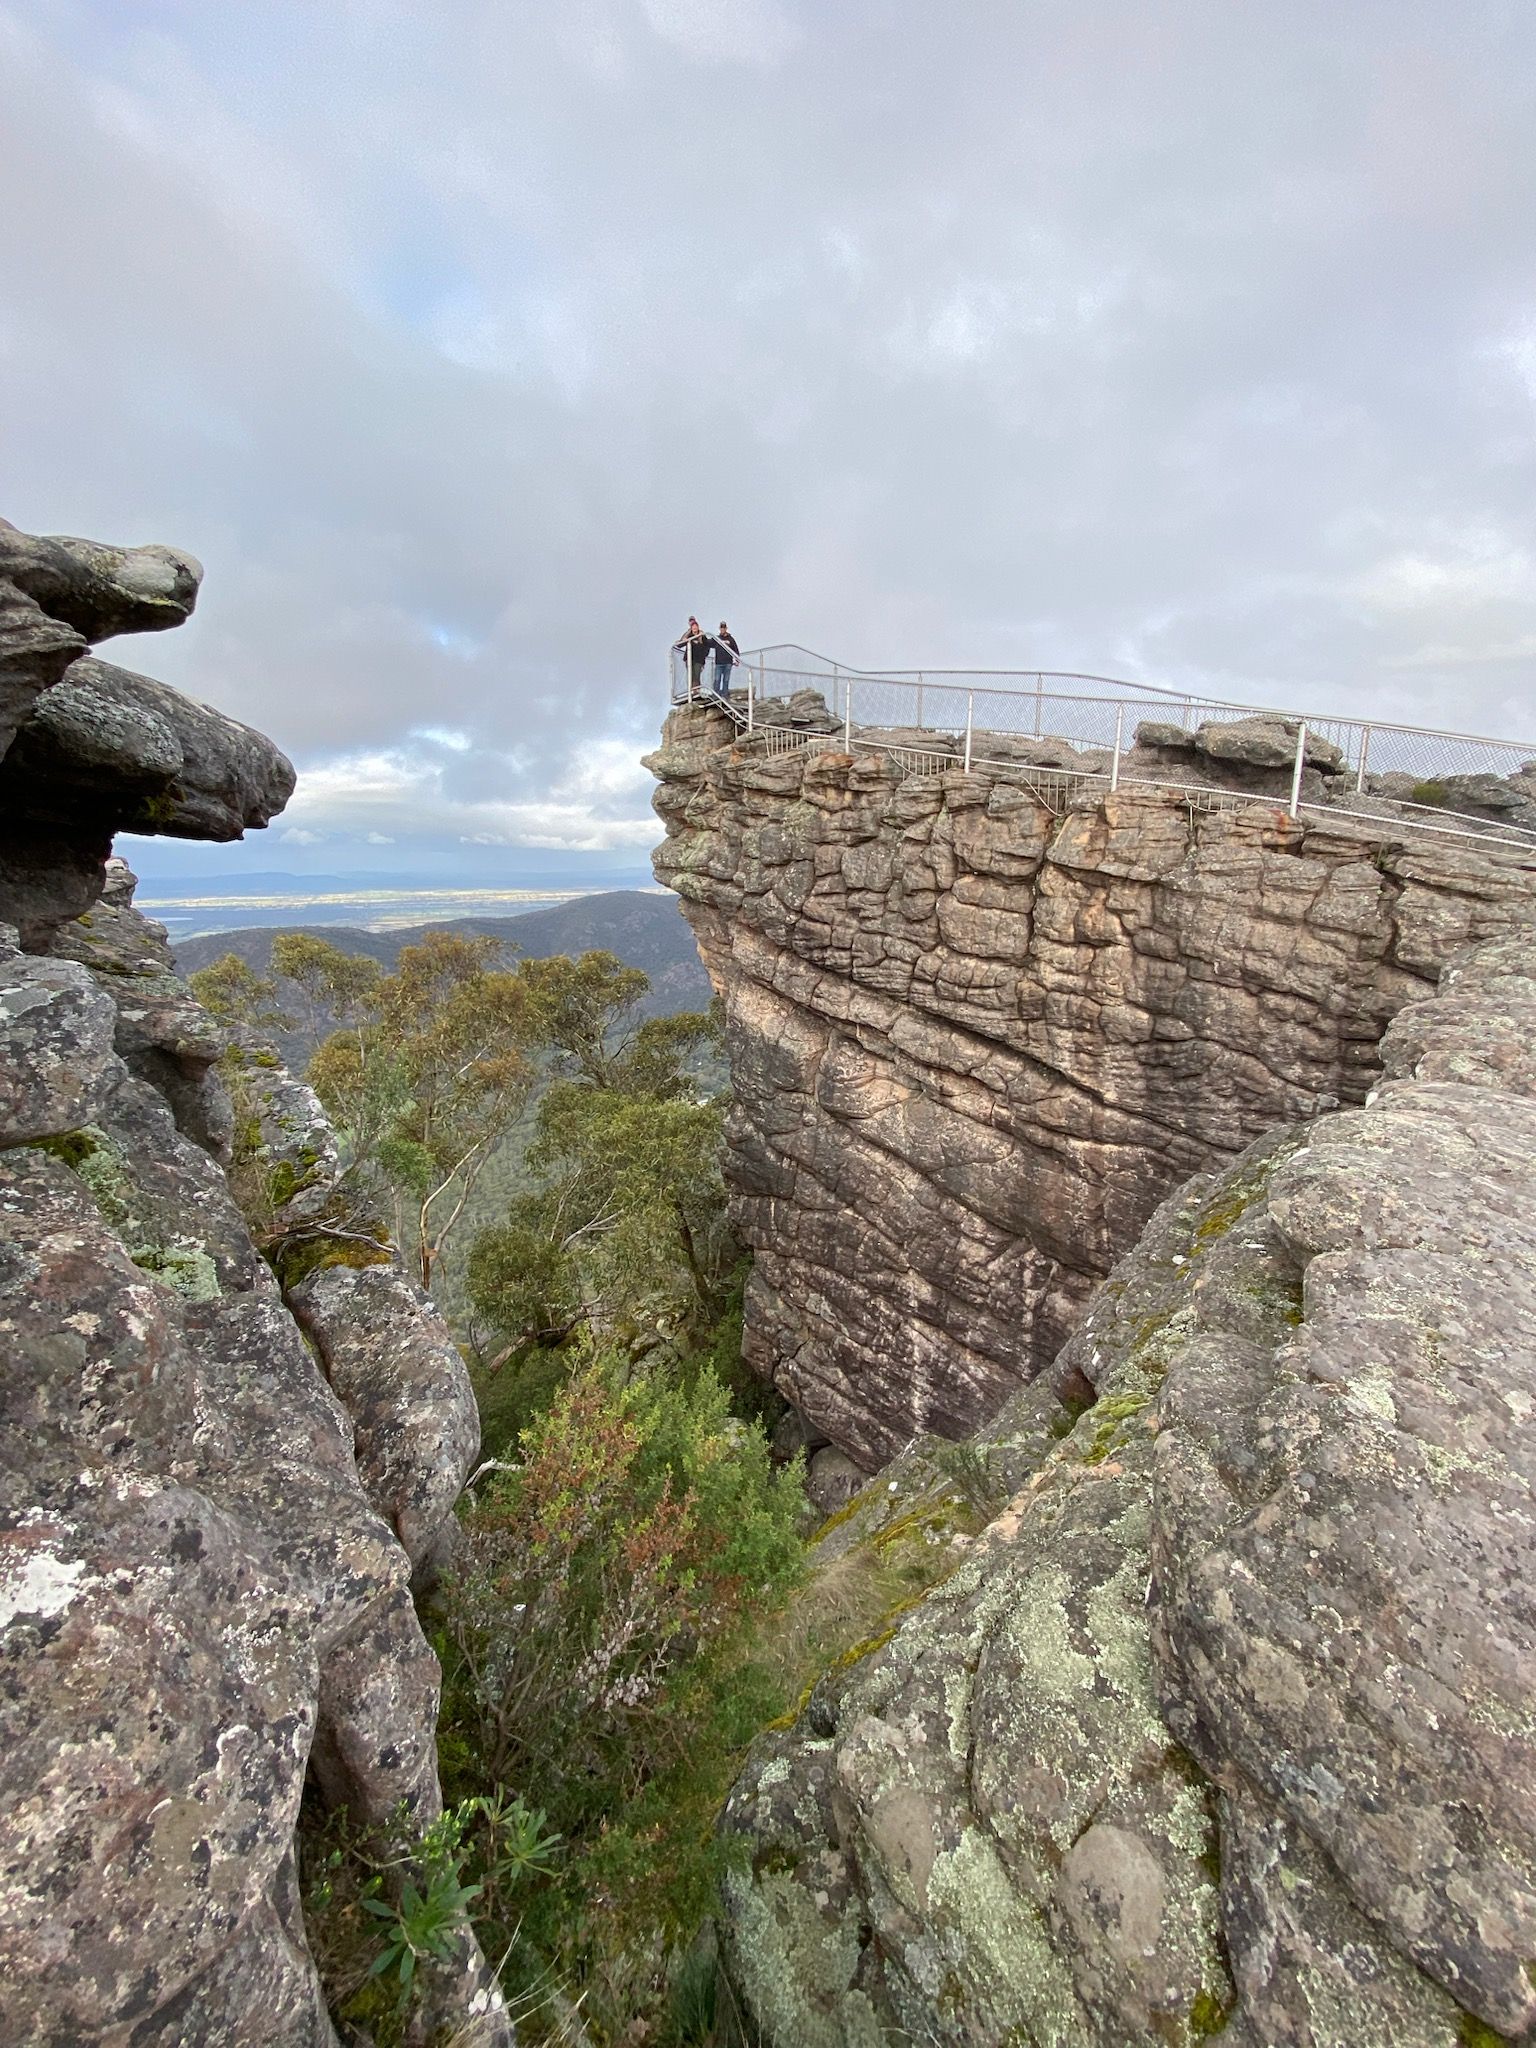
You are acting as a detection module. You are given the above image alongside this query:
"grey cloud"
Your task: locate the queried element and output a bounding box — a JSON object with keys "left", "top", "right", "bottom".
{"left": 3, "top": 0, "right": 1535, "bottom": 871}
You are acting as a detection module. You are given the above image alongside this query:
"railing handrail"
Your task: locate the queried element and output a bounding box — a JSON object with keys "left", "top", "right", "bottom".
{"left": 734, "top": 715, "right": 1536, "bottom": 858}
{"left": 742, "top": 643, "right": 1190, "bottom": 702}
{"left": 726, "top": 647, "right": 1536, "bottom": 756}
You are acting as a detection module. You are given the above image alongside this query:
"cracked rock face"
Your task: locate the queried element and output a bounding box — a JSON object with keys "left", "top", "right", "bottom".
{"left": 0, "top": 523, "right": 506, "bottom": 2045}
{"left": 648, "top": 699, "right": 1536, "bottom": 1466}
{"left": 717, "top": 931, "right": 1536, "bottom": 2046}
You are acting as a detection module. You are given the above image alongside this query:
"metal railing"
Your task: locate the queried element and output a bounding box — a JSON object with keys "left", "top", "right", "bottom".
{"left": 666, "top": 641, "right": 1536, "bottom": 854}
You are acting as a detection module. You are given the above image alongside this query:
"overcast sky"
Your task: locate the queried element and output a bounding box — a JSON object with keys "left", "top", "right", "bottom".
{"left": 4, "top": 0, "right": 1535, "bottom": 878}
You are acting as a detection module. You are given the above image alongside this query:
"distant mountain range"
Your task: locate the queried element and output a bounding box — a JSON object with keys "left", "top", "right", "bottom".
{"left": 138, "top": 863, "right": 655, "bottom": 897}
{"left": 173, "top": 889, "right": 713, "bottom": 1021}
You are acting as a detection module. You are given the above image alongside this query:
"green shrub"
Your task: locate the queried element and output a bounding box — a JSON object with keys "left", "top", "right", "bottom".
{"left": 436, "top": 1356, "right": 804, "bottom": 2036}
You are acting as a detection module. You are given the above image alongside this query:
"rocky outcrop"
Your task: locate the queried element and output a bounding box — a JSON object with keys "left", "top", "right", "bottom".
{"left": 0, "top": 518, "right": 200, "bottom": 757}
{"left": 648, "top": 698, "right": 1536, "bottom": 1466}
{"left": 0, "top": 525, "right": 504, "bottom": 2045}
{"left": 0, "top": 524, "right": 292, "bottom": 949}
{"left": 715, "top": 929, "right": 1536, "bottom": 2047}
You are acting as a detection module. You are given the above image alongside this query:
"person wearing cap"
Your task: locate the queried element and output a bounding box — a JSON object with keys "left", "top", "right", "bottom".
{"left": 712, "top": 622, "right": 741, "bottom": 699}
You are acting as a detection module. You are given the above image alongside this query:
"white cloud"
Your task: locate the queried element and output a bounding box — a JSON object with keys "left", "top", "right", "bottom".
{"left": 409, "top": 725, "right": 474, "bottom": 752}
{"left": 276, "top": 732, "right": 658, "bottom": 850}
{"left": 280, "top": 827, "right": 325, "bottom": 845}
{"left": 638, "top": 0, "right": 799, "bottom": 66}
{"left": 1383, "top": 634, "right": 1536, "bottom": 672}
{"left": 1349, "top": 532, "right": 1536, "bottom": 615}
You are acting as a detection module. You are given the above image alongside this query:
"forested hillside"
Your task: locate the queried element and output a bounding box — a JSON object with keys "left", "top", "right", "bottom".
{"left": 175, "top": 890, "right": 711, "bottom": 1017}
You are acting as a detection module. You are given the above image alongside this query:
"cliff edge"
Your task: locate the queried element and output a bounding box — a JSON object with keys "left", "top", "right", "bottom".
{"left": 648, "top": 695, "right": 1536, "bottom": 1467}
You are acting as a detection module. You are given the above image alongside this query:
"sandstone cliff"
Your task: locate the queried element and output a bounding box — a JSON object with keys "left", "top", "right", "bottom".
{"left": 715, "top": 929, "right": 1536, "bottom": 2047}
{"left": 648, "top": 696, "right": 1536, "bottom": 1468}
{"left": 0, "top": 526, "right": 506, "bottom": 2044}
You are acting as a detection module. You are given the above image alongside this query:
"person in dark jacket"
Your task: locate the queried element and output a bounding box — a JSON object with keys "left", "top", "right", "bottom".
{"left": 712, "top": 622, "right": 740, "bottom": 698}
{"left": 672, "top": 617, "right": 708, "bottom": 697}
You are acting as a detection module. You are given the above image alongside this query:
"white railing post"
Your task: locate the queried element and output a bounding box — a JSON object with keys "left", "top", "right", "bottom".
{"left": 1034, "top": 672, "right": 1043, "bottom": 737}
{"left": 964, "top": 691, "right": 974, "bottom": 773}
{"left": 1356, "top": 722, "right": 1370, "bottom": 793}
{"left": 1288, "top": 722, "right": 1307, "bottom": 820}
{"left": 844, "top": 677, "right": 852, "bottom": 749}
{"left": 916, "top": 673, "right": 924, "bottom": 730}
{"left": 1110, "top": 705, "right": 1123, "bottom": 793}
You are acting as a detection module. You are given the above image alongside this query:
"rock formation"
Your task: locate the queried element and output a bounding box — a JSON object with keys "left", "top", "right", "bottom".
{"left": 0, "top": 525, "right": 506, "bottom": 2044}
{"left": 714, "top": 929, "right": 1536, "bottom": 2047}
{"left": 648, "top": 696, "right": 1536, "bottom": 1467}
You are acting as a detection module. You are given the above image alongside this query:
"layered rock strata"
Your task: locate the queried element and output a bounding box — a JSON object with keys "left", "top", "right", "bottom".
{"left": 717, "top": 930, "right": 1536, "bottom": 2047}
{"left": 0, "top": 525, "right": 505, "bottom": 2045}
{"left": 648, "top": 698, "right": 1536, "bottom": 1465}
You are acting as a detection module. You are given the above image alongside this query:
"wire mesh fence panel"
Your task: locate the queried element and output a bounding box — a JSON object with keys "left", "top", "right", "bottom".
{"left": 845, "top": 675, "right": 930, "bottom": 732}
{"left": 1347, "top": 725, "right": 1533, "bottom": 783}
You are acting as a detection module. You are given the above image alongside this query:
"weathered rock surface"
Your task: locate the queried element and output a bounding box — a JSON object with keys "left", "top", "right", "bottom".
{"left": 47, "top": 864, "right": 232, "bottom": 1160}
{"left": 649, "top": 698, "right": 1536, "bottom": 1465}
{"left": 0, "top": 520, "right": 202, "bottom": 644}
{"left": 717, "top": 930, "right": 1536, "bottom": 2045}
{"left": 0, "top": 523, "right": 506, "bottom": 2045}
{"left": 0, "top": 938, "right": 120, "bottom": 1144}
{"left": 0, "top": 651, "right": 296, "bottom": 843}
{"left": 289, "top": 1262, "right": 482, "bottom": 1582}
{"left": 803, "top": 1444, "right": 866, "bottom": 1517}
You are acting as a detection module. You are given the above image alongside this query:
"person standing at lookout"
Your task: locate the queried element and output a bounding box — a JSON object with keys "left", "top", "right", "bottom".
{"left": 673, "top": 617, "right": 708, "bottom": 697}
{"left": 712, "top": 621, "right": 740, "bottom": 699}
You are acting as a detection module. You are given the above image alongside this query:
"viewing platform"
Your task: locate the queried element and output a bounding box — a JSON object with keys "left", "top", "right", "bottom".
{"left": 668, "top": 642, "right": 1536, "bottom": 854}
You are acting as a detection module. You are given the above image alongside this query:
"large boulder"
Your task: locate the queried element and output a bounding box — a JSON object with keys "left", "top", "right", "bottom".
{"left": 287, "top": 1262, "right": 481, "bottom": 1581}
{"left": 47, "top": 865, "right": 231, "bottom": 1159}
{"left": 0, "top": 521, "right": 202, "bottom": 644}
{"left": 0, "top": 652, "right": 295, "bottom": 841}
{"left": 0, "top": 939, "right": 120, "bottom": 1146}
{"left": 1195, "top": 713, "right": 1344, "bottom": 772}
